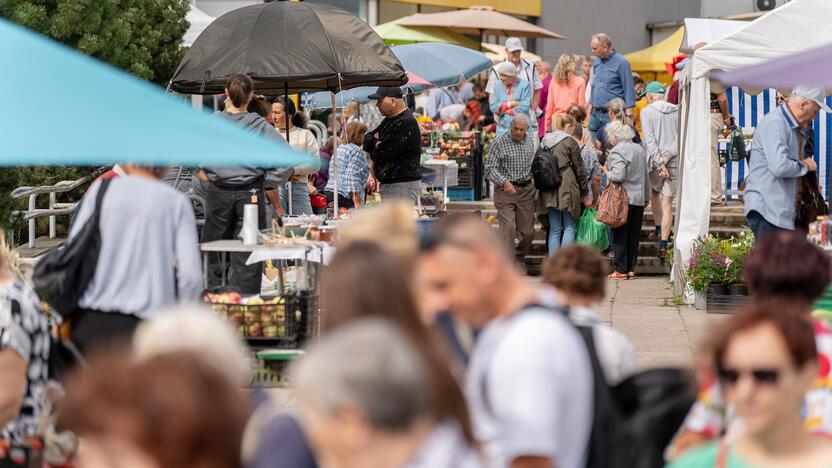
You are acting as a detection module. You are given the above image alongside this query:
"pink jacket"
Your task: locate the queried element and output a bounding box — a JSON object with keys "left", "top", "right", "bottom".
{"left": 544, "top": 75, "right": 586, "bottom": 133}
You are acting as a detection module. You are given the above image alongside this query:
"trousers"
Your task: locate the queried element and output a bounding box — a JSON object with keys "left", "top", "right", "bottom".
{"left": 494, "top": 183, "right": 537, "bottom": 257}
{"left": 611, "top": 205, "right": 645, "bottom": 274}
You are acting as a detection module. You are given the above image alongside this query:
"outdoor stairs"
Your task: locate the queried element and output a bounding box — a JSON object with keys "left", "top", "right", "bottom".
{"left": 444, "top": 200, "right": 748, "bottom": 276}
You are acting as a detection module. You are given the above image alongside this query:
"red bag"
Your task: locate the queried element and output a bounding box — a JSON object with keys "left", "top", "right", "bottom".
{"left": 310, "top": 194, "right": 327, "bottom": 209}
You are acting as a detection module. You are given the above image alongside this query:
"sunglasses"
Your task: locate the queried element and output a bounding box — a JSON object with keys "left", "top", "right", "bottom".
{"left": 718, "top": 367, "right": 780, "bottom": 386}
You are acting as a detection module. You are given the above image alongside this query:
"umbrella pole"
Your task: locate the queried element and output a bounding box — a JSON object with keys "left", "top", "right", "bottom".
{"left": 479, "top": 29, "right": 484, "bottom": 52}
{"left": 285, "top": 82, "right": 293, "bottom": 216}
{"left": 332, "top": 93, "right": 339, "bottom": 215}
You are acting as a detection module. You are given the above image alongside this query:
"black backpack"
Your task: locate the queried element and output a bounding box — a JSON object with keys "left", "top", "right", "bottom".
{"left": 32, "top": 178, "right": 112, "bottom": 317}
{"left": 573, "top": 321, "right": 696, "bottom": 468}
{"left": 531, "top": 144, "right": 568, "bottom": 192}
{"left": 482, "top": 305, "right": 696, "bottom": 468}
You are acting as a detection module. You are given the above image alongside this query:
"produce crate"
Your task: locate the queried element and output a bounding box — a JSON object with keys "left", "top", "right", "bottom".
{"left": 706, "top": 293, "right": 749, "bottom": 314}
{"left": 448, "top": 187, "right": 475, "bottom": 201}
{"left": 204, "top": 291, "right": 318, "bottom": 348}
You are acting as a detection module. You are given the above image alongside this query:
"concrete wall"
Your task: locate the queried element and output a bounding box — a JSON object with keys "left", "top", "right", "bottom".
{"left": 537, "top": 0, "right": 700, "bottom": 64}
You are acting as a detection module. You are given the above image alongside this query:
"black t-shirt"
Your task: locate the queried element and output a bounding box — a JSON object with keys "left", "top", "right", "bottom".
{"left": 362, "top": 109, "right": 422, "bottom": 184}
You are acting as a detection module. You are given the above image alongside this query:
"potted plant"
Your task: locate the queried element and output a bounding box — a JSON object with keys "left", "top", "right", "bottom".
{"left": 723, "top": 229, "right": 754, "bottom": 296}
{"left": 687, "top": 235, "right": 728, "bottom": 307}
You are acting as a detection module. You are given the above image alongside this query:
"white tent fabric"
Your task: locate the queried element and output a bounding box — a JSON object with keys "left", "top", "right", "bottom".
{"left": 184, "top": 4, "right": 215, "bottom": 48}
{"left": 680, "top": 18, "right": 746, "bottom": 54}
{"left": 675, "top": 0, "right": 832, "bottom": 301}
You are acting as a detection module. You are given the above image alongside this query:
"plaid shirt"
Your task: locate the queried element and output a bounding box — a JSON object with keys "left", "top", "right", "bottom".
{"left": 326, "top": 143, "right": 370, "bottom": 197}
{"left": 485, "top": 131, "right": 535, "bottom": 186}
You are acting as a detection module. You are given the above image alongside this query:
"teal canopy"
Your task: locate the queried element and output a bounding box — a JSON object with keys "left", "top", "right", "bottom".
{"left": 0, "top": 19, "right": 312, "bottom": 168}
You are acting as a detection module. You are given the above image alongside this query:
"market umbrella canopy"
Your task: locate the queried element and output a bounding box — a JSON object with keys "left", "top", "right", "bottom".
{"left": 398, "top": 6, "right": 564, "bottom": 39}
{"left": 305, "top": 43, "right": 490, "bottom": 109}
{"left": 374, "top": 18, "right": 479, "bottom": 48}
{"left": 170, "top": 2, "right": 407, "bottom": 95}
{"left": 0, "top": 19, "right": 312, "bottom": 168}
{"left": 712, "top": 41, "right": 832, "bottom": 91}
{"left": 305, "top": 71, "right": 434, "bottom": 109}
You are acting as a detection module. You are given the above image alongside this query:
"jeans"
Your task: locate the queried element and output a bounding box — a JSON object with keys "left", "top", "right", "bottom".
{"left": 547, "top": 209, "right": 577, "bottom": 254}
{"left": 280, "top": 181, "right": 313, "bottom": 216}
{"left": 611, "top": 205, "right": 645, "bottom": 274}
{"left": 202, "top": 184, "right": 266, "bottom": 294}
{"left": 747, "top": 210, "right": 785, "bottom": 242}
{"left": 588, "top": 110, "right": 611, "bottom": 142}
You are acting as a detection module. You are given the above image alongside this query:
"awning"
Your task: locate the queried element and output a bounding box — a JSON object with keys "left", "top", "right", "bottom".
{"left": 624, "top": 27, "right": 685, "bottom": 73}
{"left": 374, "top": 18, "right": 479, "bottom": 49}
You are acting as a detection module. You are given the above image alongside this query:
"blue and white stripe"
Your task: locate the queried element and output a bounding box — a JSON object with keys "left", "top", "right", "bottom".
{"left": 723, "top": 87, "right": 832, "bottom": 199}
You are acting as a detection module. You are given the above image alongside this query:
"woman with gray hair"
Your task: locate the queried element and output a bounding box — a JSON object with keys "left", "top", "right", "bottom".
{"left": 601, "top": 121, "right": 650, "bottom": 280}
{"left": 292, "top": 318, "right": 483, "bottom": 468}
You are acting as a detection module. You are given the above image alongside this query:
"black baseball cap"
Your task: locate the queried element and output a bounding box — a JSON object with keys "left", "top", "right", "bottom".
{"left": 368, "top": 86, "right": 404, "bottom": 100}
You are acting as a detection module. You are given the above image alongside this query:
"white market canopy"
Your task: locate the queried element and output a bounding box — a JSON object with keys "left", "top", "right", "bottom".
{"left": 184, "top": 4, "right": 215, "bottom": 48}
{"left": 679, "top": 18, "right": 746, "bottom": 54}
{"left": 674, "top": 0, "right": 832, "bottom": 299}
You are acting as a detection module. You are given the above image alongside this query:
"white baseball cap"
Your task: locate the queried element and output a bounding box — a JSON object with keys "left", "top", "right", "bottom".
{"left": 791, "top": 86, "right": 832, "bottom": 113}
{"left": 505, "top": 37, "right": 524, "bottom": 52}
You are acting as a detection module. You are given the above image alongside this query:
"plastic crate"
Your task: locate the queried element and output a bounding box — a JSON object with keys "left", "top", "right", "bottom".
{"left": 706, "top": 293, "right": 749, "bottom": 314}
{"left": 448, "top": 187, "right": 475, "bottom": 201}
{"left": 205, "top": 291, "right": 318, "bottom": 348}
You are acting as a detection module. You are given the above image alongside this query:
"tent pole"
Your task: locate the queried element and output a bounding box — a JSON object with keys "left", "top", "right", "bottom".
{"left": 285, "top": 82, "right": 293, "bottom": 216}
{"left": 332, "top": 93, "right": 339, "bottom": 215}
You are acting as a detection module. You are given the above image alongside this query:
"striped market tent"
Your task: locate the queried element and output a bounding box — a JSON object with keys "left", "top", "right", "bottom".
{"left": 723, "top": 87, "right": 832, "bottom": 199}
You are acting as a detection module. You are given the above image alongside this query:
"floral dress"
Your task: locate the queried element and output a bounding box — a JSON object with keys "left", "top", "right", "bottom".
{"left": 680, "top": 313, "right": 832, "bottom": 441}
{"left": 0, "top": 277, "right": 50, "bottom": 445}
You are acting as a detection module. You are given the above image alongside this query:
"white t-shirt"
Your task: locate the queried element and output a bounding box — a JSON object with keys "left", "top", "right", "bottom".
{"left": 277, "top": 126, "right": 320, "bottom": 175}
{"left": 568, "top": 307, "right": 638, "bottom": 385}
{"left": 404, "top": 421, "right": 484, "bottom": 468}
{"left": 465, "top": 296, "right": 593, "bottom": 468}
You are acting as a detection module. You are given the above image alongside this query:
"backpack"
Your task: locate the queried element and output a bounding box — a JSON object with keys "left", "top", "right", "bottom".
{"left": 481, "top": 304, "right": 695, "bottom": 468}
{"left": 574, "top": 322, "right": 696, "bottom": 468}
{"left": 532, "top": 137, "right": 572, "bottom": 192}
{"left": 32, "top": 178, "right": 112, "bottom": 317}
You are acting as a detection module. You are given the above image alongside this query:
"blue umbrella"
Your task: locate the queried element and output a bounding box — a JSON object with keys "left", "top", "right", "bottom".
{"left": 306, "top": 42, "right": 490, "bottom": 109}
{"left": 0, "top": 19, "right": 312, "bottom": 168}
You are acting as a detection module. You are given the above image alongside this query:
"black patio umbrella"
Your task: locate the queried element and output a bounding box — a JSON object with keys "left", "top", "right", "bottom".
{"left": 168, "top": 1, "right": 407, "bottom": 95}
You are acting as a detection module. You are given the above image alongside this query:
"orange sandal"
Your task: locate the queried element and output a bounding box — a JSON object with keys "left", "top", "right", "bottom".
{"left": 608, "top": 272, "right": 628, "bottom": 280}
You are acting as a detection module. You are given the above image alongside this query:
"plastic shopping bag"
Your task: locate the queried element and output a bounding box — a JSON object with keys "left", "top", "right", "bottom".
{"left": 576, "top": 209, "right": 609, "bottom": 251}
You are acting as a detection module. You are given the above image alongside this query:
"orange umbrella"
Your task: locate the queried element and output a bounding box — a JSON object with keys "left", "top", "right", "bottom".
{"left": 398, "top": 6, "right": 564, "bottom": 41}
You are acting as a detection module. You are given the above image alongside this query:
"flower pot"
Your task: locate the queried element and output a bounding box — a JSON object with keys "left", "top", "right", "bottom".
{"left": 707, "top": 283, "right": 728, "bottom": 296}
{"left": 694, "top": 291, "right": 707, "bottom": 310}
{"left": 728, "top": 284, "right": 748, "bottom": 296}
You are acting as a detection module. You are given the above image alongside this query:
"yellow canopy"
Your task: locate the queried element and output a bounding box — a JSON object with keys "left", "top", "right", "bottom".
{"left": 625, "top": 27, "right": 685, "bottom": 74}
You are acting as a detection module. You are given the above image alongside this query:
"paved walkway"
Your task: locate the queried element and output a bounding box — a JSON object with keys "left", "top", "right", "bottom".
{"left": 596, "top": 276, "right": 725, "bottom": 368}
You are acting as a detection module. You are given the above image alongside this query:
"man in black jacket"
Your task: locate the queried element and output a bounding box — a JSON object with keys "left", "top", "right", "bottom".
{"left": 364, "top": 87, "right": 422, "bottom": 205}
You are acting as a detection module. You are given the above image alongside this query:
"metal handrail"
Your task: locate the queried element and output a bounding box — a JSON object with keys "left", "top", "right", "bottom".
{"left": 9, "top": 168, "right": 104, "bottom": 249}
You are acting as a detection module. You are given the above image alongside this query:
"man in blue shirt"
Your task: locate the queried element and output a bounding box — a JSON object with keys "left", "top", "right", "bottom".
{"left": 588, "top": 33, "right": 636, "bottom": 140}
{"left": 744, "top": 87, "right": 829, "bottom": 241}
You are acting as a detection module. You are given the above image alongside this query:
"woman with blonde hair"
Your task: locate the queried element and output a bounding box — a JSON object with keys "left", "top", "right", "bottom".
{"left": 538, "top": 113, "right": 591, "bottom": 254}
{"left": 544, "top": 54, "right": 587, "bottom": 134}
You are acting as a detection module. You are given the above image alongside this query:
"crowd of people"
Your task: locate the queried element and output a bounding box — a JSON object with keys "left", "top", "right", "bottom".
{"left": 482, "top": 33, "right": 678, "bottom": 278}
{"left": 5, "top": 198, "right": 832, "bottom": 467}
{"left": 4, "top": 20, "right": 832, "bottom": 468}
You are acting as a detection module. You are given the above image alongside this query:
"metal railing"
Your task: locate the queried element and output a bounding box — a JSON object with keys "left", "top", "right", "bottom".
{"left": 9, "top": 169, "right": 103, "bottom": 249}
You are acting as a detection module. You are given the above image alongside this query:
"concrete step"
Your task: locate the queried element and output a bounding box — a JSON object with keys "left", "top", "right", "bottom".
{"left": 528, "top": 239, "right": 663, "bottom": 257}
{"left": 525, "top": 254, "right": 669, "bottom": 277}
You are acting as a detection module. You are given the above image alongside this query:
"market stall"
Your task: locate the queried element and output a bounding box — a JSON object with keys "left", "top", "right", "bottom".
{"left": 419, "top": 120, "right": 483, "bottom": 202}
{"left": 673, "top": 0, "right": 832, "bottom": 299}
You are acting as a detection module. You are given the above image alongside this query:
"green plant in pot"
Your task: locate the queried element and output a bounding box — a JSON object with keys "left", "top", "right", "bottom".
{"left": 723, "top": 229, "right": 754, "bottom": 295}
{"left": 687, "top": 235, "right": 729, "bottom": 294}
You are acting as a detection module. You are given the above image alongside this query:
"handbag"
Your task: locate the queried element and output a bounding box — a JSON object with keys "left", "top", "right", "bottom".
{"left": 596, "top": 183, "right": 629, "bottom": 228}
{"left": 795, "top": 132, "right": 828, "bottom": 231}
{"left": 31, "top": 178, "right": 112, "bottom": 317}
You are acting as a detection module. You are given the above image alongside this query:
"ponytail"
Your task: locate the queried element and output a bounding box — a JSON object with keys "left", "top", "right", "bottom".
{"left": 225, "top": 73, "right": 254, "bottom": 109}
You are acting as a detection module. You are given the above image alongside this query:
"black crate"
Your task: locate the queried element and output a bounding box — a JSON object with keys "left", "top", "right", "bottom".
{"left": 706, "top": 293, "right": 749, "bottom": 314}
{"left": 205, "top": 291, "right": 319, "bottom": 348}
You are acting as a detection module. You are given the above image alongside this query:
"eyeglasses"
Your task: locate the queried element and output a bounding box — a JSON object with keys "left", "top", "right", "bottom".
{"left": 718, "top": 367, "right": 781, "bottom": 386}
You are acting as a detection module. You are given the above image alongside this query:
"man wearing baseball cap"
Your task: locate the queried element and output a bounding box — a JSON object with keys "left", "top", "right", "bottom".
{"left": 363, "top": 86, "right": 422, "bottom": 205}
{"left": 744, "top": 86, "right": 830, "bottom": 241}
{"left": 486, "top": 37, "right": 543, "bottom": 137}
